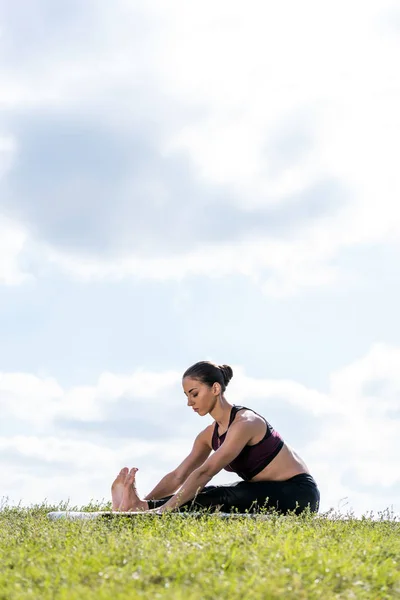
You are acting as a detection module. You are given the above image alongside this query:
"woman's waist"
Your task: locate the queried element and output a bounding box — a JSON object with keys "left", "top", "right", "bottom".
{"left": 249, "top": 443, "right": 310, "bottom": 481}
{"left": 250, "top": 472, "right": 319, "bottom": 490}
{"left": 250, "top": 468, "right": 311, "bottom": 483}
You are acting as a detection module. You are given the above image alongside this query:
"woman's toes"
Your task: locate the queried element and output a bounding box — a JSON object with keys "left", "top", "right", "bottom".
{"left": 111, "top": 467, "right": 130, "bottom": 510}
{"left": 119, "top": 467, "right": 129, "bottom": 480}
{"left": 113, "top": 467, "right": 128, "bottom": 486}
{"left": 124, "top": 467, "right": 138, "bottom": 486}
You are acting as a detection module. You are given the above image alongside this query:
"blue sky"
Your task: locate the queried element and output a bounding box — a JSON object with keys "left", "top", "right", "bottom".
{"left": 1, "top": 0, "right": 399, "bottom": 516}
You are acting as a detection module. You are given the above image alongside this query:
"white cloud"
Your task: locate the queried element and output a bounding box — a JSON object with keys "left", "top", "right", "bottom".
{"left": 0, "top": 372, "right": 62, "bottom": 425}
{"left": 159, "top": 0, "right": 400, "bottom": 294}
{"left": 0, "top": 435, "right": 196, "bottom": 508}
{"left": 0, "top": 135, "right": 16, "bottom": 178}
{"left": 1, "top": 344, "right": 399, "bottom": 515}
{"left": 0, "top": 215, "right": 30, "bottom": 285}
{"left": 43, "top": 235, "right": 341, "bottom": 297}
{"left": 1, "top": 1, "right": 399, "bottom": 295}
{"left": 0, "top": 369, "right": 183, "bottom": 427}
{"left": 0, "top": 136, "right": 30, "bottom": 285}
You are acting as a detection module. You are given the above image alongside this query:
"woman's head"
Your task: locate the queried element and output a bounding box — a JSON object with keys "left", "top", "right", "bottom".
{"left": 182, "top": 361, "right": 233, "bottom": 415}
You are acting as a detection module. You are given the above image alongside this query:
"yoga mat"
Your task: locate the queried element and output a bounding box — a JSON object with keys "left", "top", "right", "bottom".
{"left": 47, "top": 511, "right": 270, "bottom": 521}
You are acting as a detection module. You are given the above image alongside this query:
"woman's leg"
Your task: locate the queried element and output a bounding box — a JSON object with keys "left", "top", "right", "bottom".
{"left": 147, "top": 485, "right": 226, "bottom": 511}
{"left": 147, "top": 474, "right": 320, "bottom": 514}
{"left": 148, "top": 481, "right": 279, "bottom": 513}
{"left": 276, "top": 474, "right": 320, "bottom": 514}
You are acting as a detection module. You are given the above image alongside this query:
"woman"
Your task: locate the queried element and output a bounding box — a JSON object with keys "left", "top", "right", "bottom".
{"left": 111, "top": 361, "right": 320, "bottom": 515}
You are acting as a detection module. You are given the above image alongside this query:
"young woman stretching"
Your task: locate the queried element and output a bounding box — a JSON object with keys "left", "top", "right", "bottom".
{"left": 111, "top": 362, "right": 320, "bottom": 515}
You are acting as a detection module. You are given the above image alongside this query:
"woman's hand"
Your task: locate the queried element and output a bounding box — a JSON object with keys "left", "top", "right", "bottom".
{"left": 146, "top": 505, "right": 175, "bottom": 515}
{"left": 122, "top": 506, "right": 171, "bottom": 515}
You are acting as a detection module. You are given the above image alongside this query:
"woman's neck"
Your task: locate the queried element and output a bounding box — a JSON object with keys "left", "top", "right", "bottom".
{"left": 209, "top": 396, "right": 233, "bottom": 428}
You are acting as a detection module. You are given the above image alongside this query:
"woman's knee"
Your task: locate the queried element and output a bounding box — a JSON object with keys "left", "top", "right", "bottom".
{"left": 186, "top": 484, "right": 247, "bottom": 511}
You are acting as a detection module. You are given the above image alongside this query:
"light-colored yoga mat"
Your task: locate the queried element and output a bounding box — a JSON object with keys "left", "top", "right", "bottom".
{"left": 47, "top": 511, "right": 270, "bottom": 521}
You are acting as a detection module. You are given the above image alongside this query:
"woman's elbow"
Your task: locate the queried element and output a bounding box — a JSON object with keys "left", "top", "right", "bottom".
{"left": 195, "top": 464, "right": 218, "bottom": 481}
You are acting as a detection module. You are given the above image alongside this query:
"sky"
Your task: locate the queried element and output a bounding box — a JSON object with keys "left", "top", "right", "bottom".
{"left": 1, "top": 0, "right": 399, "bottom": 517}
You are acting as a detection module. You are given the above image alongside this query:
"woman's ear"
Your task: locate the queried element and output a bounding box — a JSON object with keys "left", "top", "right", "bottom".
{"left": 213, "top": 382, "right": 221, "bottom": 396}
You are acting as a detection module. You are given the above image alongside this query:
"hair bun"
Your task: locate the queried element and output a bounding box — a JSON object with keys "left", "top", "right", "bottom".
{"left": 219, "top": 364, "right": 233, "bottom": 386}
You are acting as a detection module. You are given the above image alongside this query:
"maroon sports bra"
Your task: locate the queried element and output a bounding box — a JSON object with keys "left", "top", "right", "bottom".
{"left": 211, "top": 405, "right": 284, "bottom": 480}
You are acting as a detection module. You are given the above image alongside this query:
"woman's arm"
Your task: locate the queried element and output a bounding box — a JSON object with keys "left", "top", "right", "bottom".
{"left": 144, "top": 428, "right": 212, "bottom": 501}
{"left": 144, "top": 471, "right": 182, "bottom": 501}
{"left": 160, "top": 419, "right": 254, "bottom": 512}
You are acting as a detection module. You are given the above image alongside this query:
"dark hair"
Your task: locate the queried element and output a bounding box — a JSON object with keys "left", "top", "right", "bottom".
{"left": 183, "top": 361, "right": 233, "bottom": 392}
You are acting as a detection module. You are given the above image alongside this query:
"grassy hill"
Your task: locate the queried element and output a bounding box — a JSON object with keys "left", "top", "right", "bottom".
{"left": 0, "top": 503, "right": 399, "bottom": 599}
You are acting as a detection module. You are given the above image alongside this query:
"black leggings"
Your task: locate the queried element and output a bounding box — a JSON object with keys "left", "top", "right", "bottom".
{"left": 147, "top": 473, "right": 320, "bottom": 515}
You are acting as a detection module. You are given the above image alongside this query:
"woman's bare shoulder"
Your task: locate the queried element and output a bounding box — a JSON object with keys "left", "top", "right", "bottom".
{"left": 235, "top": 408, "right": 263, "bottom": 425}
{"left": 234, "top": 408, "right": 266, "bottom": 437}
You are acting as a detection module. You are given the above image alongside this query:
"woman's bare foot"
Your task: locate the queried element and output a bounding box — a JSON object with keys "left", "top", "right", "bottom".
{"left": 111, "top": 467, "right": 129, "bottom": 510}
{"left": 119, "top": 467, "right": 149, "bottom": 512}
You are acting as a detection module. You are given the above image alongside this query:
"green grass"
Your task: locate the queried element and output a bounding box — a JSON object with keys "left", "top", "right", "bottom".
{"left": 0, "top": 502, "right": 399, "bottom": 599}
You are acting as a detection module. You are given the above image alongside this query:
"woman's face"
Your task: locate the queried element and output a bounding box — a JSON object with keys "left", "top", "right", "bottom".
{"left": 182, "top": 377, "right": 218, "bottom": 416}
